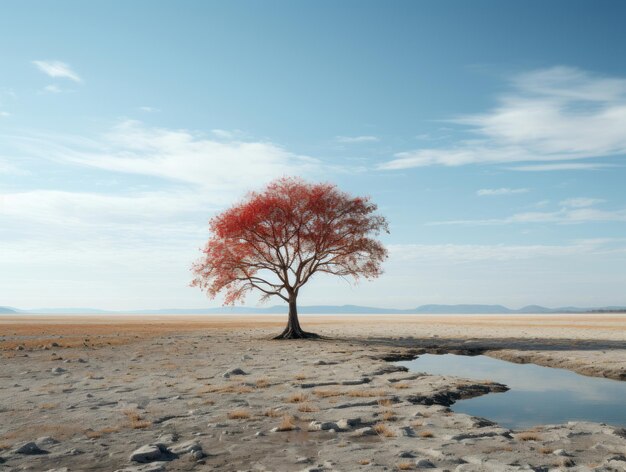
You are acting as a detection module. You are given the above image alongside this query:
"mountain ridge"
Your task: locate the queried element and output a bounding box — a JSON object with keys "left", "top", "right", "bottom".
{"left": 2, "top": 304, "right": 625, "bottom": 315}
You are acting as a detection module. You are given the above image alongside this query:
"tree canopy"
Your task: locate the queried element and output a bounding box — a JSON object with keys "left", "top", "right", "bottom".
{"left": 191, "top": 177, "right": 389, "bottom": 338}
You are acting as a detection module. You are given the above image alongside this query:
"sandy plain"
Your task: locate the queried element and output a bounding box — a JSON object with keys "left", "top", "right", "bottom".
{"left": 0, "top": 314, "right": 625, "bottom": 471}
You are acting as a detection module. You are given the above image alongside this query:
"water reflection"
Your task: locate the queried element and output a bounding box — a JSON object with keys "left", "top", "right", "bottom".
{"left": 397, "top": 354, "right": 626, "bottom": 429}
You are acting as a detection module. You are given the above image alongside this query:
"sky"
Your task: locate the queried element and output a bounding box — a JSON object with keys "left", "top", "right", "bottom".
{"left": 1, "top": 0, "right": 626, "bottom": 310}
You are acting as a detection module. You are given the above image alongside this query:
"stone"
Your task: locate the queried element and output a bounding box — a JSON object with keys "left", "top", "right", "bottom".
{"left": 157, "top": 433, "right": 178, "bottom": 445}
{"left": 12, "top": 441, "right": 48, "bottom": 455}
{"left": 223, "top": 367, "right": 247, "bottom": 378}
{"left": 415, "top": 458, "right": 436, "bottom": 468}
{"left": 557, "top": 457, "right": 575, "bottom": 467}
{"left": 129, "top": 443, "right": 171, "bottom": 463}
{"left": 336, "top": 417, "right": 361, "bottom": 430}
{"left": 308, "top": 421, "right": 339, "bottom": 431}
{"left": 170, "top": 439, "right": 203, "bottom": 456}
{"left": 114, "top": 464, "right": 166, "bottom": 472}
{"left": 350, "top": 427, "right": 376, "bottom": 437}
{"left": 51, "top": 367, "right": 66, "bottom": 375}
{"left": 553, "top": 449, "right": 571, "bottom": 456}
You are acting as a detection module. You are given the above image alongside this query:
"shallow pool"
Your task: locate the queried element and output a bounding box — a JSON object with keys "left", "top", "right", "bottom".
{"left": 397, "top": 354, "right": 626, "bottom": 429}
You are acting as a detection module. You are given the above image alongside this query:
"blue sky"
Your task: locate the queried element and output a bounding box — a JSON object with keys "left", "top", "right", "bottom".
{"left": 1, "top": 1, "right": 626, "bottom": 310}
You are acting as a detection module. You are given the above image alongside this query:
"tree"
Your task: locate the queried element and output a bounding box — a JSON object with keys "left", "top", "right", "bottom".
{"left": 191, "top": 177, "right": 389, "bottom": 339}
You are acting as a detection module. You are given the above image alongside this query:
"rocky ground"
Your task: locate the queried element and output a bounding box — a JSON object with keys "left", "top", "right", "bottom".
{"left": 0, "top": 314, "right": 625, "bottom": 471}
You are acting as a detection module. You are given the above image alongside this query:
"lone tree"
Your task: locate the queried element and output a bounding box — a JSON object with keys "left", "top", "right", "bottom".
{"left": 191, "top": 177, "right": 389, "bottom": 339}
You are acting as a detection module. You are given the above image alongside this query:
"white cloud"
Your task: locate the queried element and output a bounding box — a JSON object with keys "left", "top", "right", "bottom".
{"left": 387, "top": 239, "right": 625, "bottom": 264}
{"left": 138, "top": 106, "right": 159, "bottom": 113}
{"left": 336, "top": 135, "right": 379, "bottom": 143}
{"left": 477, "top": 187, "right": 529, "bottom": 196}
{"left": 0, "top": 111, "right": 9, "bottom": 117}
{"left": 560, "top": 197, "right": 605, "bottom": 208}
{"left": 428, "top": 198, "right": 626, "bottom": 226}
{"left": 381, "top": 66, "right": 626, "bottom": 170}
{"left": 32, "top": 60, "right": 82, "bottom": 82}
{"left": 509, "top": 162, "right": 614, "bottom": 171}
{"left": 0, "top": 189, "right": 213, "bottom": 229}
{"left": 12, "top": 120, "right": 321, "bottom": 199}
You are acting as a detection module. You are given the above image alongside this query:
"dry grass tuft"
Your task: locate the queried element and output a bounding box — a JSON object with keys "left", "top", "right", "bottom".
{"left": 396, "top": 462, "right": 414, "bottom": 470}
{"left": 297, "top": 402, "right": 318, "bottom": 413}
{"left": 287, "top": 392, "right": 308, "bottom": 403}
{"left": 540, "top": 447, "right": 554, "bottom": 455}
{"left": 517, "top": 432, "right": 541, "bottom": 441}
{"left": 227, "top": 408, "right": 251, "bottom": 420}
{"left": 100, "top": 426, "right": 121, "bottom": 433}
{"left": 382, "top": 410, "right": 397, "bottom": 421}
{"left": 393, "top": 383, "right": 411, "bottom": 390}
{"left": 418, "top": 430, "right": 434, "bottom": 438}
{"left": 373, "top": 422, "right": 396, "bottom": 438}
{"left": 255, "top": 377, "right": 271, "bottom": 388}
{"left": 347, "top": 389, "right": 387, "bottom": 398}
{"left": 275, "top": 415, "right": 297, "bottom": 432}
{"left": 84, "top": 426, "right": 121, "bottom": 439}
{"left": 264, "top": 408, "right": 283, "bottom": 417}
{"left": 378, "top": 398, "right": 394, "bottom": 407}
{"left": 294, "top": 372, "right": 307, "bottom": 380}
{"left": 84, "top": 429, "right": 102, "bottom": 439}
{"left": 410, "top": 419, "right": 423, "bottom": 427}
{"left": 313, "top": 388, "right": 343, "bottom": 398}
{"left": 39, "top": 402, "right": 59, "bottom": 410}
{"left": 202, "top": 383, "right": 254, "bottom": 394}
{"left": 122, "top": 409, "right": 152, "bottom": 429}
{"left": 358, "top": 459, "right": 371, "bottom": 465}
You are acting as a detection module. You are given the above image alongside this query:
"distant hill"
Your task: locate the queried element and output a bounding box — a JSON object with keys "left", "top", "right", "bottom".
{"left": 3, "top": 303, "right": 625, "bottom": 315}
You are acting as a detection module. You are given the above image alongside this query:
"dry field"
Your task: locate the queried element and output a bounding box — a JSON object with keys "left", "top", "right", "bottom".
{"left": 0, "top": 314, "right": 624, "bottom": 471}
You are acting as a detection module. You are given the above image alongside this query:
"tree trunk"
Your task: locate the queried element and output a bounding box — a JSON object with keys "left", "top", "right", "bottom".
{"left": 273, "top": 296, "right": 320, "bottom": 340}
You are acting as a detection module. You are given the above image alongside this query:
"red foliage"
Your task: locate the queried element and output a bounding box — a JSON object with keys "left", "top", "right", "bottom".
{"left": 191, "top": 177, "right": 389, "bottom": 306}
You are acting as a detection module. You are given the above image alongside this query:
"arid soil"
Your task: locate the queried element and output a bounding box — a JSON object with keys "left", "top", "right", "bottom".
{"left": 0, "top": 314, "right": 625, "bottom": 471}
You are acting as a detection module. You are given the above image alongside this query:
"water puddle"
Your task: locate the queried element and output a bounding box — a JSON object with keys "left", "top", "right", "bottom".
{"left": 397, "top": 354, "right": 626, "bottom": 429}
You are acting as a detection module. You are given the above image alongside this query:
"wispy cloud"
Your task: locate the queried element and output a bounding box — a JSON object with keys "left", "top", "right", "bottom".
{"left": 138, "top": 106, "right": 159, "bottom": 113}
{"left": 32, "top": 60, "right": 82, "bottom": 82}
{"left": 336, "top": 135, "right": 379, "bottom": 143}
{"left": 11, "top": 120, "right": 321, "bottom": 197}
{"left": 429, "top": 197, "right": 626, "bottom": 225}
{"left": 388, "top": 239, "right": 626, "bottom": 264}
{"left": 477, "top": 187, "right": 529, "bottom": 196}
{"left": 381, "top": 66, "right": 626, "bottom": 170}
{"left": 560, "top": 197, "right": 605, "bottom": 208}
{"left": 509, "top": 162, "right": 614, "bottom": 172}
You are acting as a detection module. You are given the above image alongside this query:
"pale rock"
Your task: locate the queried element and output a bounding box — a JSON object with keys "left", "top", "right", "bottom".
{"left": 170, "top": 439, "right": 203, "bottom": 456}
{"left": 129, "top": 443, "right": 170, "bottom": 463}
